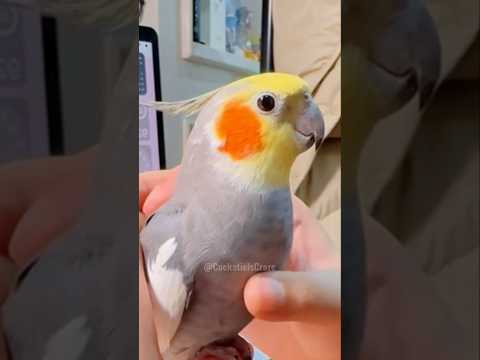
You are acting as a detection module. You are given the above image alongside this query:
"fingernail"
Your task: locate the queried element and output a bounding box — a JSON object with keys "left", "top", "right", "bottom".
{"left": 261, "top": 277, "right": 286, "bottom": 307}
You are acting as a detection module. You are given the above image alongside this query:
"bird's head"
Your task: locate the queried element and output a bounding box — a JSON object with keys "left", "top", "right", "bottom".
{"left": 152, "top": 73, "right": 324, "bottom": 189}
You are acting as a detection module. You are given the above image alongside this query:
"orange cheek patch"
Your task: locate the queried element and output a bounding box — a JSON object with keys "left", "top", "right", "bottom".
{"left": 215, "top": 101, "right": 264, "bottom": 160}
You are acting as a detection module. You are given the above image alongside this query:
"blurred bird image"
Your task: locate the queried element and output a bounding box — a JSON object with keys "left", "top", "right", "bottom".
{"left": 141, "top": 73, "right": 325, "bottom": 360}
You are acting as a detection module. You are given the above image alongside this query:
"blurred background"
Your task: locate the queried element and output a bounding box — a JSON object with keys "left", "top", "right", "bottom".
{"left": 140, "top": 0, "right": 271, "bottom": 169}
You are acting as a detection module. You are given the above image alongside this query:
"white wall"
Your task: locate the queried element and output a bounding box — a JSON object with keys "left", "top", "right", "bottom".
{"left": 141, "top": 0, "right": 243, "bottom": 167}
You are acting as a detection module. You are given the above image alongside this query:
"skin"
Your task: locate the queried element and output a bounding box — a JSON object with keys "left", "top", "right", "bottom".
{"left": 0, "top": 151, "right": 468, "bottom": 360}
{"left": 0, "top": 148, "right": 97, "bottom": 359}
{"left": 0, "top": 147, "right": 97, "bottom": 266}
{"left": 139, "top": 168, "right": 473, "bottom": 360}
{"left": 138, "top": 168, "right": 341, "bottom": 360}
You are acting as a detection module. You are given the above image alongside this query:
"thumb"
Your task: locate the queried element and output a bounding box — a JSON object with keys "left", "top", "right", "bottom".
{"left": 244, "top": 271, "right": 340, "bottom": 323}
{"left": 8, "top": 190, "right": 84, "bottom": 267}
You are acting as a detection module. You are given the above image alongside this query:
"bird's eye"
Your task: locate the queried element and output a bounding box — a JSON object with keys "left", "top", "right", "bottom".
{"left": 256, "top": 93, "right": 276, "bottom": 113}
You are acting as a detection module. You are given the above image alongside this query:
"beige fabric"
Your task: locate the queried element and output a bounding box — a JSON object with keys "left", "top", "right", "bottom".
{"left": 359, "top": 94, "right": 422, "bottom": 211}
{"left": 425, "top": 0, "right": 479, "bottom": 80}
{"left": 274, "top": 0, "right": 477, "bottom": 356}
{"left": 296, "top": 140, "right": 340, "bottom": 221}
{"left": 373, "top": 80, "right": 479, "bottom": 272}
{"left": 289, "top": 58, "right": 341, "bottom": 198}
{"left": 358, "top": 4, "right": 479, "bottom": 246}
{"left": 371, "top": 0, "right": 480, "bottom": 196}
{"left": 272, "top": 0, "right": 341, "bottom": 139}
{"left": 358, "top": 5, "right": 479, "bottom": 356}
{"left": 273, "top": 0, "right": 341, "bottom": 227}
{"left": 433, "top": 248, "right": 479, "bottom": 353}
{"left": 449, "top": 37, "right": 479, "bottom": 80}
{"left": 357, "top": 0, "right": 479, "bottom": 211}
{"left": 274, "top": 0, "right": 479, "bottom": 257}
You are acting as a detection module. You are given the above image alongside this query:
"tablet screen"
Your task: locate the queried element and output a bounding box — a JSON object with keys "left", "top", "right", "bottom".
{"left": 139, "top": 27, "right": 165, "bottom": 172}
{"left": 0, "top": 5, "right": 50, "bottom": 163}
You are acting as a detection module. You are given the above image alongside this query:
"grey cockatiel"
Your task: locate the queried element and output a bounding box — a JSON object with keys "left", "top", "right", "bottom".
{"left": 141, "top": 73, "right": 324, "bottom": 360}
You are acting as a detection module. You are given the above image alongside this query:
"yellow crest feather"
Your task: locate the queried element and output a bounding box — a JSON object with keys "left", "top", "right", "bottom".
{"left": 148, "top": 87, "right": 222, "bottom": 117}
{"left": 145, "top": 73, "right": 309, "bottom": 117}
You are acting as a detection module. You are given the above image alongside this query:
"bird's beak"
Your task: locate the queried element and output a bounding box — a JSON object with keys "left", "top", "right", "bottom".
{"left": 295, "top": 101, "right": 325, "bottom": 150}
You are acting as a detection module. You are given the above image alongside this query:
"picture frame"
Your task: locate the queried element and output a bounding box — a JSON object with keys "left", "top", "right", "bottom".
{"left": 180, "top": 0, "right": 272, "bottom": 74}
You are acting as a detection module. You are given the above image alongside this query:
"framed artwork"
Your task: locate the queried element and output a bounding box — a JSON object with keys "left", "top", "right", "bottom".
{"left": 180, "top": 0, "right": 273, "bottom": 74}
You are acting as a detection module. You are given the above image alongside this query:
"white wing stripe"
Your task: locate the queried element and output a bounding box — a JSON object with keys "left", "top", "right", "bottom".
{"left": 146, "top": 237, "right": 188, "bottom": 353}
{"left": 42, "top": 316, "right": 91, "bottom": 360}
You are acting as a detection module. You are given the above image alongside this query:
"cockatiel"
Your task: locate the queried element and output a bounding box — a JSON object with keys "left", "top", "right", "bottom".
{"left": 141, "top": 73, "right": 324, "bottom": 360}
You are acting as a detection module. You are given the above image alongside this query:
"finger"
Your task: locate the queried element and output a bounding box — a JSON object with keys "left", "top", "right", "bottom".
{"left": 289, "top": 196, "right": 339, "bottom": 271}
{"left": 1, "top": 257, "right": 17, "bottom": 359}
{"left": 0, "top": 188, "right": 29, "bottom": 258}
{"left": 0, "top": 256, "right": 16, "bottom": 304}
{"left": 139, "top": 171, "right": 167, "bottom": 211}
{"left": 8, "top": 194, "right": 82, "bottom": 267}
{"left": 139, "top": 167, "right": 179, "bottom": 211}
{"left": 142, "top": 184, "right": 174, "bottom": 217}
{"left": 244, "top": 271, "right": 340, "bottom": 323}
{"left": 0, "top": 209, "right": 23, "bottom": 257}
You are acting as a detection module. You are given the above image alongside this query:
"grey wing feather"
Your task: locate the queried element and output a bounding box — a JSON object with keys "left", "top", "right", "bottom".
{"left": 140, "top": 204, "right": 193, "bottom": 354}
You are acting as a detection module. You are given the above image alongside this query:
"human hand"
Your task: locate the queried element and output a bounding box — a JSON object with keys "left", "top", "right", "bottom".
{"left": 0, "top": 148, "right": 96, "bottom": 267}
{"left": 139, "top": 167, "right": 179, "bottom": 217}
{"left": 0, "top": 148, "right": 96, "bottom": 360}
{"left": 138, "top": 167, "right": 340, "bottom": 360}
{"left": 240, "top": 197, "right": 340, "bottom": 360}
{"left": 139, "top": 167, "right": 180, "bottom": 360}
